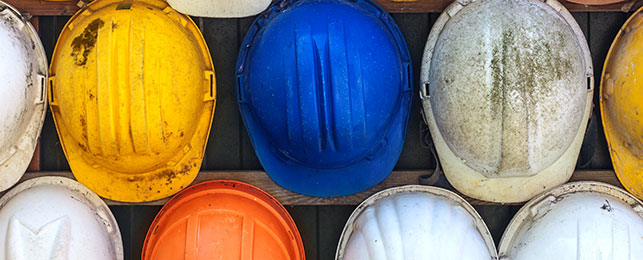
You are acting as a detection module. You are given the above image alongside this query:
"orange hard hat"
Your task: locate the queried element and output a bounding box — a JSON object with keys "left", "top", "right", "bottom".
{"left": 142, "top": 180, "right": 305, "bottom": 260}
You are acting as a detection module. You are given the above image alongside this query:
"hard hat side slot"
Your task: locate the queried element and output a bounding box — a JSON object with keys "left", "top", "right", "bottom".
{"left": 36, "top": 74, "right": 46, "bottom": 104}
{"left": 48, "top": 78, "right": 55, "bottom": 104}
{"left": 587, "top": 76, "right": 594, "bottom": 91}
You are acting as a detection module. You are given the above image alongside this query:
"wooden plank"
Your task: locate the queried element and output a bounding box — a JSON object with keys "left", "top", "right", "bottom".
{"left": 4, "top": 0, "right": 639, "bottom": 17}
{"left": 12, "top": 170, "right": 621, "bottom": 206}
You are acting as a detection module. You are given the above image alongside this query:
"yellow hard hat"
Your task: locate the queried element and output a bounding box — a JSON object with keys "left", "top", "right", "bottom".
{"left": 601, "top": 7, "right": 643, "bottom": 200}
{"left": 49, "top": 0, "right": 215, "bottom": 202}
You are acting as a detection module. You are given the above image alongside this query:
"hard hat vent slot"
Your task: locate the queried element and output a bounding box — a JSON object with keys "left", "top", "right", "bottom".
{"left": 39, "top": 77, "right": 45, "bottom": 102}
{"left": 209, "top": 73, "right": 214, "bottom": 98}
{"left": 420, "top": 82, "right": 429, "bottom": 99}
{"left": 587, "top": 76, "right": 593, "bottom": 91}
{"left": 49, "top": 79, "right": 54, "bottom": 103}
{"left": 404, "top": 62, "right": 412, "bottom": 91}
{"left": 237, "top": 75, "right": 246, "bottom": 102}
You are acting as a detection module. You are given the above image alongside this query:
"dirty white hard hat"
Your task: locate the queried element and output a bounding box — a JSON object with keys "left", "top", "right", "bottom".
{"left": 0, "top": 1, "right": 48, "bottom": 192}
{"left": 499, "top": 181, "right": 643, "bottom": 259}
{"left": 420, "top": 0, "right": 593, "bottom": 203}
{"left": 0, "top": 177, "right": 123, "bottom": 259}
{"left": 166, "top": 0, "right": 271, "bottom": 17}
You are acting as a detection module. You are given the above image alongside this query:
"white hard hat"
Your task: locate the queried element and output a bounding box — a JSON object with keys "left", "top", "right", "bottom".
{"left": 420, "top": 0, "right": 593, "bottom": 203}
{"left": 499, "top": 181, "right": 643, "bottom": 259}
{"left": 166, "top": 0, "right": 270, "bottom": 17}
{"left": 0, "top": 1, "right": 48, "bottom": 191}
{"left": 0, "top": 177, "right": 123, "bottom": 259}
{"left": 336, "top": 185, "right": 497, "bottom": 260}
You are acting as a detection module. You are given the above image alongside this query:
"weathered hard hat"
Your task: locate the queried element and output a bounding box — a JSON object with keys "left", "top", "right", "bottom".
{"left": 499, "top": 181, "right": 643, "bottom": 259}
{"left": 49, "top": 0, "right": 216, "bottom": 202}
{"left": 142, "top": 180, "right": 304, "bottom": 260}
{"left": 0, "top": 176, "right": 123, "bottom": 259}
{"left": 601, "top": 7, "right": 643, "bottom": 201}
{"left": 0, "top": 1, "right": 48, "bottom": 191}
{"left": 166, "top": 0, "right": 270, "bottom": 17}
{"left": 336, "top": 185, "right": 496, "bottom": 260}
{"left": 567, "top": 0, "right": 625, "bottom": 5}
{"left": 237, "top": 0, "right": 412, "bottom": 197}
{"left": 421, "top": 0, "right": 593, "bottom": 203}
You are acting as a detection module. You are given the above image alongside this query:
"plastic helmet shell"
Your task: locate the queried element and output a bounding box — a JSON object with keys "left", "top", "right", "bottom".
{"left": 49, "top": 0, "right": 216, "bottom": 202}
{"left": 601, "top": 7, "right": 643, "bottom": 200}
{"left": 566, "top": 0, "right": 625, "bottom": 5}
{"left": 0, "top": 1, "right": 48, "bottom": 191}
{"left": 336, "top": 185, "right": 497, "bottom": 260}
{"left": 499, "top": 182, "right": 643, "bottom": 259}
{"left": 420, "top": 0, "right": 593, "bottom": 203}
{"left": 0, "top": 176, "right": 123, "bottom": 259}
{"left": 237, "top": 0, "right": 412, "bottom": 197}
{"left": 166, "top": 0, "right": 270, "bottom": 18}
{"left": 142, "top": 180, "right": 305, "bottom": 260}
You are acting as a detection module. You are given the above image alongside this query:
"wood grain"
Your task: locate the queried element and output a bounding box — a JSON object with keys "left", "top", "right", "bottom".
{"left": 4, "top": 0, "right": 640, "bottom": 17}
{"left": 11, "top": 170, "right": 621, "bottom": 206}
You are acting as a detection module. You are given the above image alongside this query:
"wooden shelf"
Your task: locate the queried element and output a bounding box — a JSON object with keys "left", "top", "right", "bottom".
{"left": 5, "top": 0, "right": 640, "bottom": 17}
{"left": 13, "top": 169, "right": 621, "bottom": 206}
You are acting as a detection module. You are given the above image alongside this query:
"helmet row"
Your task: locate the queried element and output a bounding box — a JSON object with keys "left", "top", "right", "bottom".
{"left": 2, "top": 0, "right": 643, "bottom": 205}
{"left": 0, "top": 176, "right": 640, "bottom": 259}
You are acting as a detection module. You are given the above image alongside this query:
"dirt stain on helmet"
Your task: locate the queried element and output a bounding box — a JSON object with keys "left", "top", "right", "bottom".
{"left": 71, "top": 18, "right": 105, "bottom": 66}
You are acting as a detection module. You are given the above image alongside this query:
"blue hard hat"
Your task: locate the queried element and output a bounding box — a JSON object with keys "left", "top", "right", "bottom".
{"left": 236, "top": 0, "right": 412, "bottom": 197}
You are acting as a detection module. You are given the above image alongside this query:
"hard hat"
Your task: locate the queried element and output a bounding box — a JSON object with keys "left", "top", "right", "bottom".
{"left": 336, "top": 185, "right": 497, "bottom": 260}
{"left": 567, "top": 0, "right": 625, "bottom": 5}
{"left": 236, "top": 0, "right": 412, "bottom": 197}
{"left": 49, "top": 0, "right": 216, "bottom": 202}
{"left": 420, "top": 0, "right": 593, "bottom": 203}
{"left": 499, "top": 181, "right": 643, "bottom": 259}
{"left": 166, "top": 0, "right": 270, "bottom": 18}
{"left": 0, "top": 176, "right": 123, "bottom": 259}
{"left": 0, "top": 1, "right": 48, "bottom": 191}
{"left": 142, "top": 180, "right": 305, "bottom": 260}
{"left": 601, "top": 7, "right": 643, "bottom": 201}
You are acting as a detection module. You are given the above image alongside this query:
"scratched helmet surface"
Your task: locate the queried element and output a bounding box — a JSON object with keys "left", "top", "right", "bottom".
{"left": 142, "top": 180, "right": 305, "bottom": 260}
{"left": 166, "top": 0, "right": 271, "bottom": 17}
{"left": 499, "top": 182, "right": 643, "bottom": 259}
{"left": 336, "top": 185, "right": 497, "bottom": 260}
{"left": 0, "top": 176, "right": 123, "bottom": 260}
{"left": 566, "top": 0, "right": 625, "bottom": 4}
{"left": 420, "top": 0, "right": 593, "bottom": 203}
{"left": 236, "top": 0, "right": 412, "bottom": 197}
{"left": 49, "top": 0, "right": 216, "bottom": 202}
{"left": 0, "top": 1, "right": 48, "bottom": 192}
{"left": 601, "top": 7, "right": 643, "bottom": 201}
